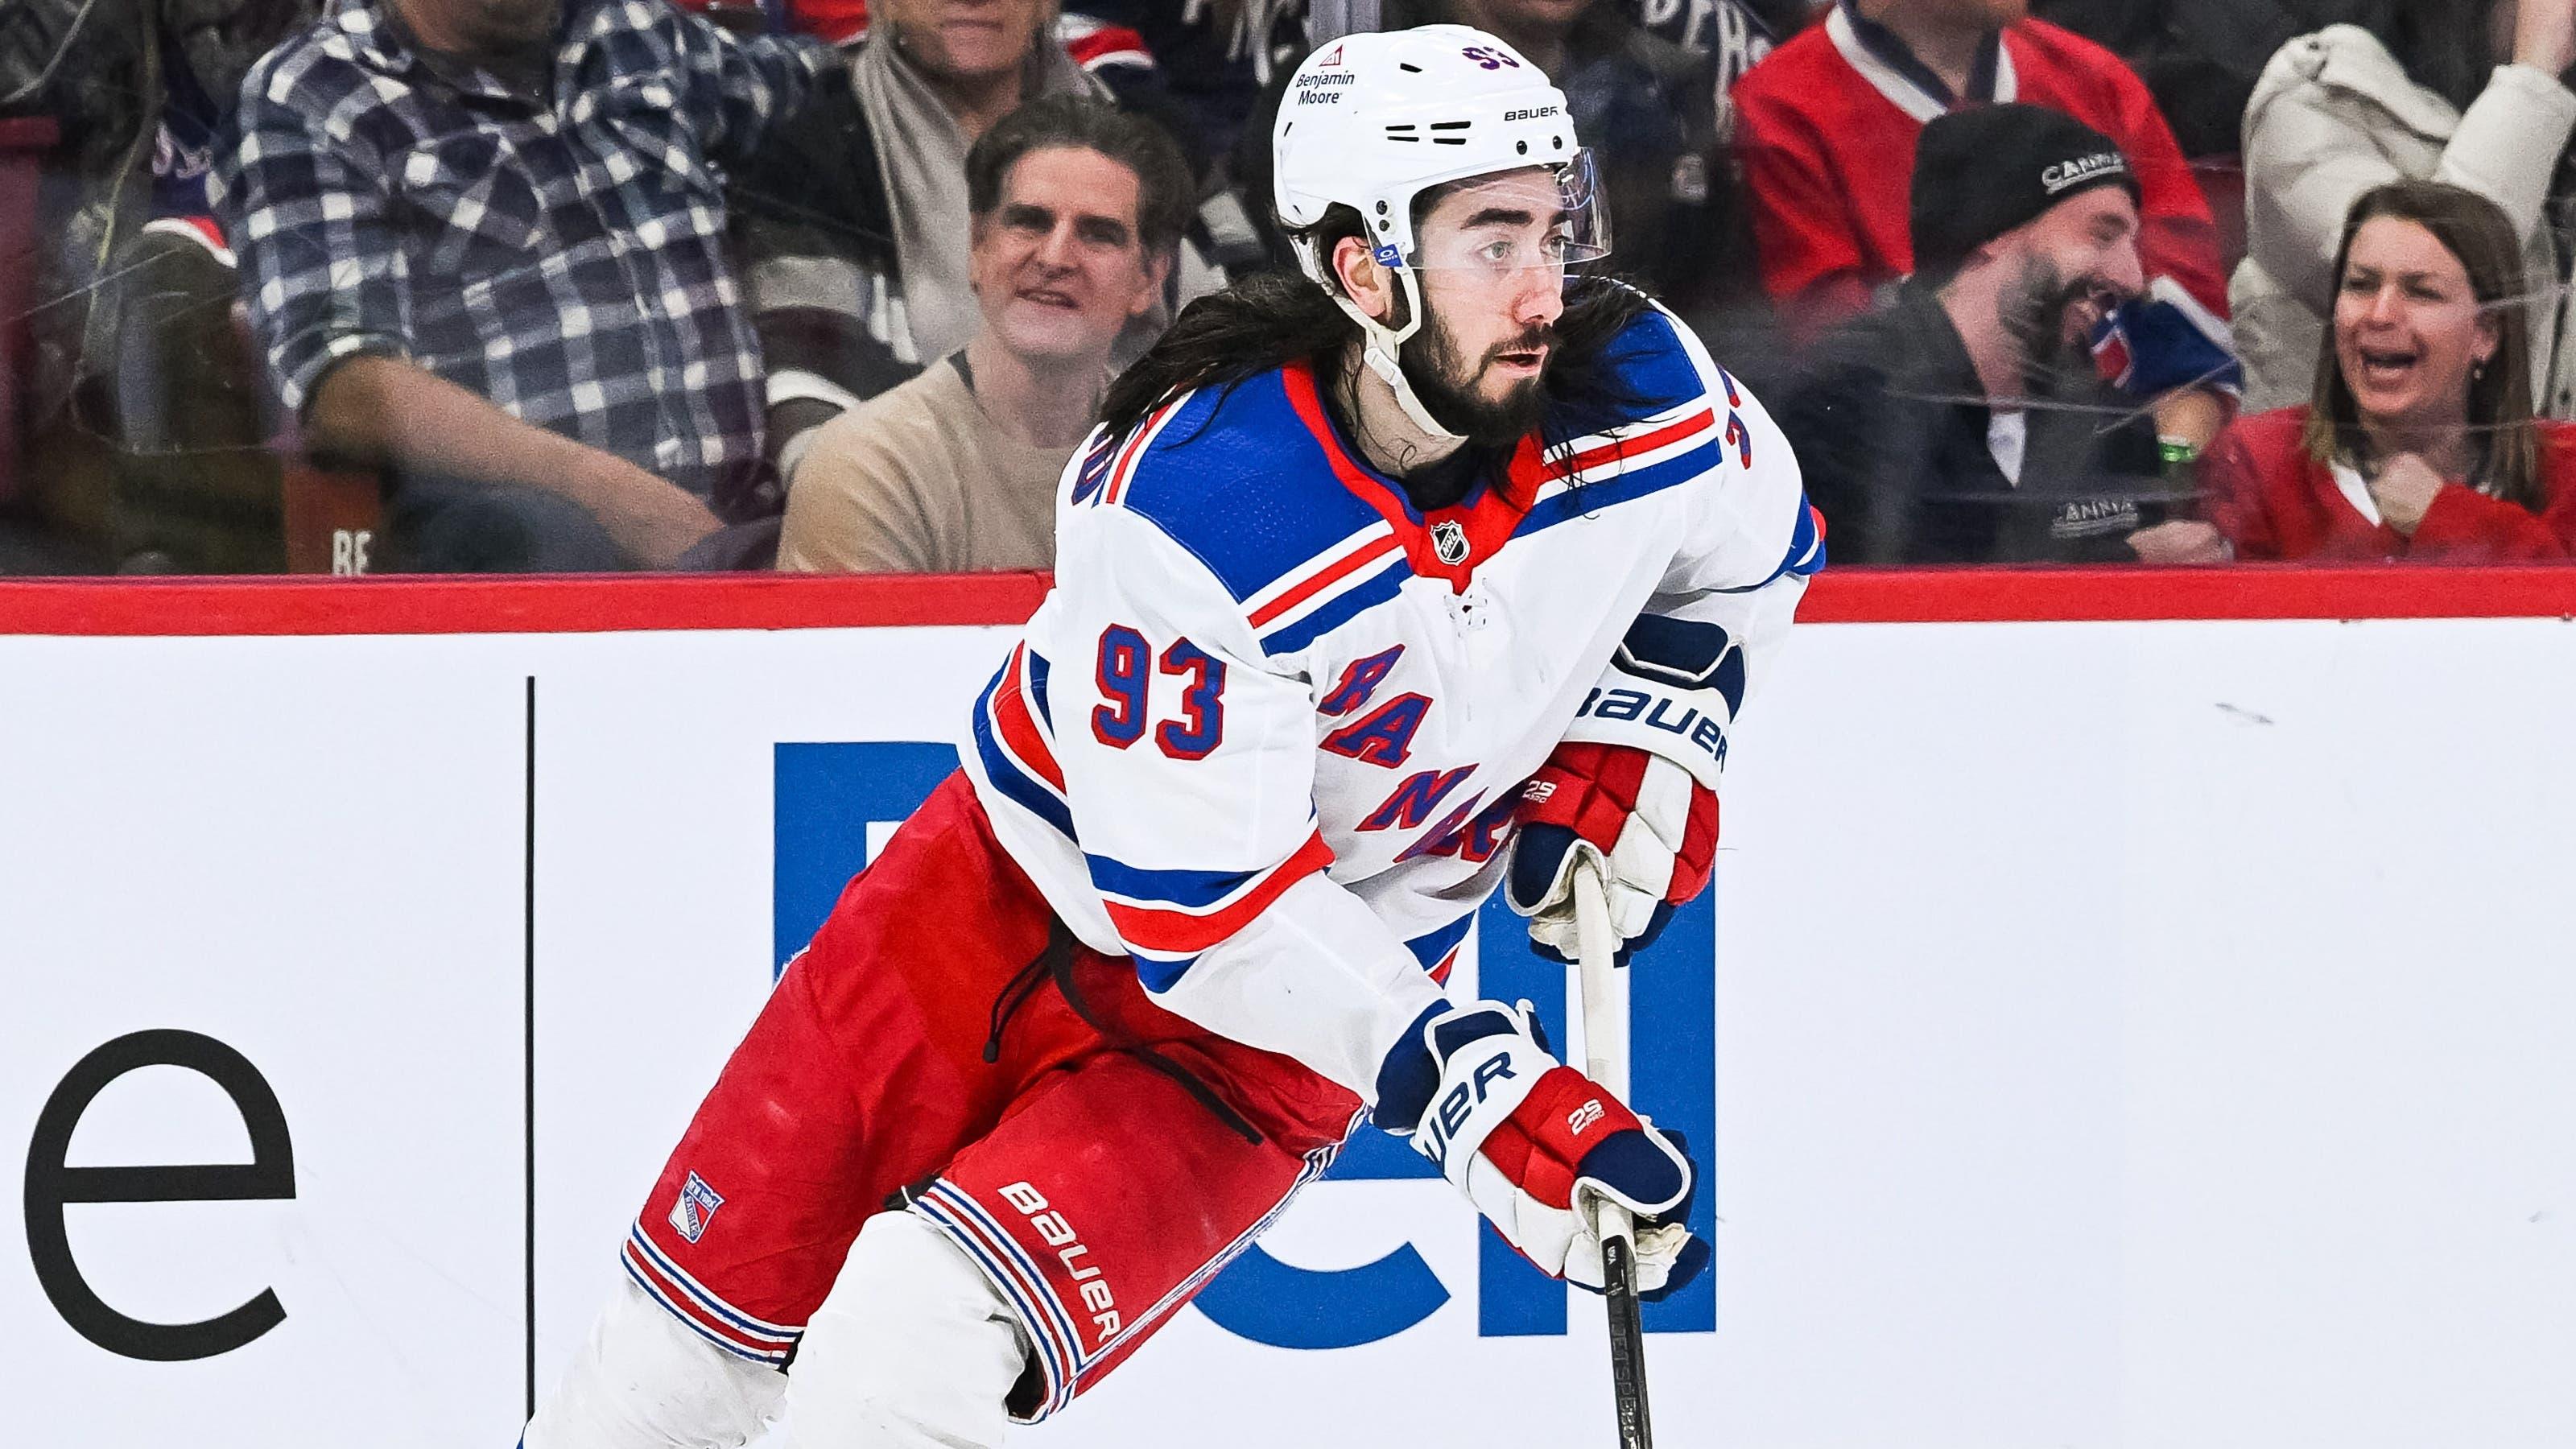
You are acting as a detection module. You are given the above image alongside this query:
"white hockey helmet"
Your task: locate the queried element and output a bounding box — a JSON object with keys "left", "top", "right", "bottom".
{"left": 1271, "top": 25, "right": 1608, "bottom": 437}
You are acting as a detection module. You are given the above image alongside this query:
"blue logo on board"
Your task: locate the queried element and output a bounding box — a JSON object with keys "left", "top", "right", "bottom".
{"left": 773, "top": 741, "right": 1715, "bottom": 1345}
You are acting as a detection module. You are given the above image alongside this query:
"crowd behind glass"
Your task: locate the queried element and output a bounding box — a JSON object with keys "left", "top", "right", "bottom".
{"left": 1, "top": 0, "right": 2567, "bottom": 576}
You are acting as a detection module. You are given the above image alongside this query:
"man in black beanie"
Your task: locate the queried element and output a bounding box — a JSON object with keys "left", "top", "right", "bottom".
{"left": 1771, "top": 102, "right": 2227, "bottom": 564}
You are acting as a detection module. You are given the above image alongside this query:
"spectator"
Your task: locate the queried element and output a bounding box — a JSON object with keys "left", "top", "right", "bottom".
{"left": 215, "top": 0, "right": 832, "bottom": 570}
{"left": 1730, "top": 2, "right": 2227, "bottom": 336}
{"left": 3, "top": 0, "right": 316, "bottom": 572}
{"left": 1059, "top": 0, "right": 1308, "bottom": 180}
{"left": 1391, "top": 0, "right": 1737, "bottom": 308}
{"left": 1615, "top": 0, "right": 1783, "bottom": 145}
{"left": 1608, "top": 0, "right": 1788, "bottom": 333}
{"left": 778, "top": 96, "right": 1187, "bottom": 572}
{"left": 1772, "top": 105, "right": 2215, "bottom": 564}
{"left": 2234, "top": 1, "right": 2576, "bottom": 419}
{"left": 1624, "top": 0, "right": 1796, "bottom": 62}
{"left": 2027, "top": 0, "right": 2309, "bottom": 158}
{"left": 2201, "top": 181, "right": 2576, "bottom": 561}
{"left": 732, "top": 0, "right": 1221, "bottom": 491}
{"left": 97, "top": 35, "right": 285, "bottom": 574}
{"left": 5, "top": 0, "right": 158, "bottom": 459}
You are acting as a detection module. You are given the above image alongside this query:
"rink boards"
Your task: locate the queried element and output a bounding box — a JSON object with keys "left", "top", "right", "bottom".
{"left": 3, "top": 568, "right": 2574, "bottom": 1447}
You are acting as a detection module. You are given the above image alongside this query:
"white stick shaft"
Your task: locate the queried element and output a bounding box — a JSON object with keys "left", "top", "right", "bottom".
{"left": 1570, "top": 858, "right": 1635, "bottom": 1249}
{"left": 1571, "top": 858, "right": 1629, "bottom": 1097}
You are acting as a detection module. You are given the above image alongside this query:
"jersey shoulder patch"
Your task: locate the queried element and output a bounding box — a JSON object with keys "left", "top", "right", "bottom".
{"left": 1513, "top": 301, "right": 1779, "bottom": 538}
{"left": 1081, "top": 369, "right": 1413, "bottom": 653}
{"left": 1550, "top": 304, "right": 1713, "bottom": 439}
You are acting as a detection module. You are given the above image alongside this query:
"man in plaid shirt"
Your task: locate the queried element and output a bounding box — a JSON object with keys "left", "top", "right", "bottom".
{"left": 215, "top": 0, "right": 833, "bottom": 569}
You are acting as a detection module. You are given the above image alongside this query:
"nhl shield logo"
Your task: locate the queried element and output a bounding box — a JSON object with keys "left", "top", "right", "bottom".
{"left": 670, "top": 1170, "right": 725, "bottom": 1245}
{"left": 1430, "top": 520, "right": 1469, "bottom": 566}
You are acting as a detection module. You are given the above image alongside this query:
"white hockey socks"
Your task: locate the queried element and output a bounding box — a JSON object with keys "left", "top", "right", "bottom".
{"left": 785, "top": 1208, "right": 1033, "bottom": 1449}
{"left": 522, "top": 1278, "right": 786, "bottom": 1449}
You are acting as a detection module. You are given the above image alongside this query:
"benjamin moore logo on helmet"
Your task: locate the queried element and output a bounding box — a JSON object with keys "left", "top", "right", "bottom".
{"left": 1295, "top": 68, "right": 1355, "bottom": 105}
{"left": 2040, "top": 152, "right": 2127, "bottom": 195}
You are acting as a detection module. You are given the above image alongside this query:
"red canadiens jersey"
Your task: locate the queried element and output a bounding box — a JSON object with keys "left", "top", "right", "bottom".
{"left": 1732, "top": 6, "right": 2227, "bottom": 338}
{"left": 2202, "top": 407, "right": 2576, "bottom": 563}
{"left": 956, "top": 299, "right": 1820, "bottom": 1100}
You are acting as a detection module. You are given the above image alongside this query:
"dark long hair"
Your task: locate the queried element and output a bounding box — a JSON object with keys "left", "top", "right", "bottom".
{"left": 1101, "top": 208, "right": 1656, "bottom": 485}
{"left": 2304, "top": 179, "right": 2540, "bottom": 510}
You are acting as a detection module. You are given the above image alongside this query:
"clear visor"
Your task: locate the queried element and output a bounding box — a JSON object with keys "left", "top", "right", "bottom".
{"left": 1397, "top": 149, "right": 1612, "bottom": 274}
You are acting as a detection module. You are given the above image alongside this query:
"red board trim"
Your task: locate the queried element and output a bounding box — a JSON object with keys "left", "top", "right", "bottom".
{"left": 0, "top": 572, "right": 1054, "bottom": 636}
{"left": 0, "top": 566, "right": 2570, "bottom": 638}
{"left": 1793, "top": 565, "right": 2576, "bottom": 624}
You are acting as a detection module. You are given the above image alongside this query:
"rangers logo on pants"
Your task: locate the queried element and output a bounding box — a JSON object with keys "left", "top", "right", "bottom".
{"left": 670, "top": 1171, "right": 724, "bottom": 1245}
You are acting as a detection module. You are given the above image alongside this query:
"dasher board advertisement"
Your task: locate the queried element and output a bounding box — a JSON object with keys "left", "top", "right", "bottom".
{"left": 3, "top": 572, "right": 2571, "bottom": 1448}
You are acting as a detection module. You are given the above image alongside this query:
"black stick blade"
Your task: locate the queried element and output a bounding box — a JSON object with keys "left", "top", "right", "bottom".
{"left": 1604, "top": 1234, "right": 1653, "bottom": 1449}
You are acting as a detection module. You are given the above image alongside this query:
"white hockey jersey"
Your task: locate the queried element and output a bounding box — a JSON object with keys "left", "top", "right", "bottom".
{"left": 958, "top": 301, "right": 1818, "bottom": 1103}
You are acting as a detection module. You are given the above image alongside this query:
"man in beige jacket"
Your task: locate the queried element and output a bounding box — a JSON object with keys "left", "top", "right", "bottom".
{"left": 778, "top": 96, "right": 1191, "bottom": 573}
{"left": 2235, "top": 3, "right": 2576, "bottom": 417}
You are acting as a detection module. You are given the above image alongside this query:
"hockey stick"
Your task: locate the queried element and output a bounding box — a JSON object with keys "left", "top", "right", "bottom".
{"left": 1571, "top": 857, "right": 1653, "bottom": 1449}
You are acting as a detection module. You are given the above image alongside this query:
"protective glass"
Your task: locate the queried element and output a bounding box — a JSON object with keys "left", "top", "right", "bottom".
{"left": 1401, "top": 149, "right": 1612, "bottom": 274}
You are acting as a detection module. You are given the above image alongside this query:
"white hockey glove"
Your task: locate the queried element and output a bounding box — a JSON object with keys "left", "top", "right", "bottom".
{"left": 1508, "top": 615, "right": 1736, "bottom": 964}
{"left": 1373, "top": 1000, "right": 1708, "bottom": 1298}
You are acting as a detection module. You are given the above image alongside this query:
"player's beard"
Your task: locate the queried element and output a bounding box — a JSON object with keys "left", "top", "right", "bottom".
{"left": 1400, "top": 306, "right": 1554, "bottom": 448}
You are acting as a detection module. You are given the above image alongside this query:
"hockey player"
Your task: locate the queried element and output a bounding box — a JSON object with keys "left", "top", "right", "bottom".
{"left": 523, "top": 23, "right": 1820, "bottom": 1448}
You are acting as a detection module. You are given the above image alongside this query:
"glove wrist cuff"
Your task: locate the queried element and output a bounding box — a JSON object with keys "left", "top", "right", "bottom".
{"left": 1560, "top": 683, "right": 1729, "bottom": 791}
{"left": 1412, "top": 1030, "right": 1551, "bottom": 1187}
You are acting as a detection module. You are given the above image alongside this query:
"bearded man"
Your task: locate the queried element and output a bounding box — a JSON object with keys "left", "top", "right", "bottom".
{"left": 1774, "top": 103, "right": 2224, "bottom": 564}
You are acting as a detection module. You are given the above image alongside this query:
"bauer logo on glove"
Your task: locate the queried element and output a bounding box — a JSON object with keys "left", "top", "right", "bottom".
{"left": 1511, "top": 614, "right": 1737, "bottom": 963}
{"left": 1374, "top": 1001, "right": 1709, "bottom": 1302}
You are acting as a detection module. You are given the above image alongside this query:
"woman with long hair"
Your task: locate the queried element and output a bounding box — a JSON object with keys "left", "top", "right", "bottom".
{"left": 2233, "top": 0, "right": 2576, "bottom": 417}
{"left": 2200, "top": 180, "right": 2576, "bottom": 559}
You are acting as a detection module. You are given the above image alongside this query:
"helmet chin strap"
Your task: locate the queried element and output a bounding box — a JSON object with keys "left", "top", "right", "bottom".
{"left": 1324, "top": 267, "right": 1467, "bottom": 447}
